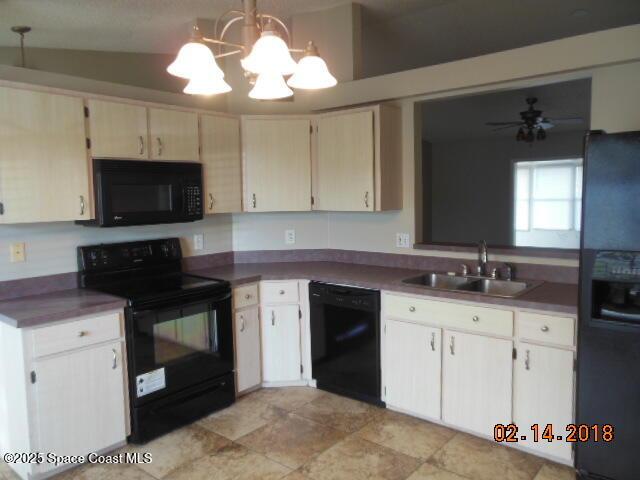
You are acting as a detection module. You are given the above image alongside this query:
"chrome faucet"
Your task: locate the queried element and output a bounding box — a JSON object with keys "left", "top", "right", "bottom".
{"left": 477, "top": 240, "right": 488, "bottom": 276}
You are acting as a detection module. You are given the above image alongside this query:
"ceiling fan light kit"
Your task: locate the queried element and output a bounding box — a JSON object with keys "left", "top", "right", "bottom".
{"left": 167, "top": 0, "right": 337, "bottom": 100}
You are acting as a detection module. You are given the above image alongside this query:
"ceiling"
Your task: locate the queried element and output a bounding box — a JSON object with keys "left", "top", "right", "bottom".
{"left": 0, "top": 0, "right": 446, "bottom": 54}
{"left": 421, "top": 79, "right": 591, "bottom": 143}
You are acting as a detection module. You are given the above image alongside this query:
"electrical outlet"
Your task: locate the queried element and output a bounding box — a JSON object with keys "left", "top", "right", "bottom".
{"left": 10, "top": 242, "right": 25, "bottom": 262}
{"left": 395, "top": 233, "right": 410, "bottom": 248}
{"left": 193, "top": 234, "right": 204, "bottom": 251}
{"left": 285, "top": 229, "right": 296, "bottom": 245}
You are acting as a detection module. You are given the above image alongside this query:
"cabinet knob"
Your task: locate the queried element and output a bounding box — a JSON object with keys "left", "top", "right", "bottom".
{"left": 541, "top": 325, "right": 549, "bottom": 332}
{"left": 472, "top": 315, "right": 479, "bottom": 322}
{"left": 78, "top": 330, "right": 88, "bottom": 337}
{"left": 409, "top": 306, "right": 416, "bottom": 312}
{"left": 279, "top": 290, "right": 285, "bottom": 295}
{"left": 245, "top": 294, "right": 251, "bottom": 300}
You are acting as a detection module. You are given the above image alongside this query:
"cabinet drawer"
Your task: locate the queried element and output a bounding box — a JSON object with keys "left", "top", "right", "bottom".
{"left": 518, "top": 312, "right": 575, "bottom": 347}
{"left": 31, "top": 312, "right": 122, "bottom": 358}
{"left": 260, "top": 281, "right": 299, "bottom": 304}
{"left": 385, "top": 294, "right": 513, "bottom": 337}
{"left": 234, "top": 283, "right": 259, "bottom": 310}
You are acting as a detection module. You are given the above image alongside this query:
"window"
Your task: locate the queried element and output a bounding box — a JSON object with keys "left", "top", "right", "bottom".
{"left": 514, "top": 159, "right": 582, "bottom": 248}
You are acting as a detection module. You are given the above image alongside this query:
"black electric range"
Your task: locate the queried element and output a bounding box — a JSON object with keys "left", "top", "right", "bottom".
{"left": 78, "top": 238, "right": 235, "bottom": 444}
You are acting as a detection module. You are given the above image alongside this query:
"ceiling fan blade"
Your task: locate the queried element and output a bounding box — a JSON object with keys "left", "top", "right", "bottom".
{"left": 550, "top": 117, "right": 584, "bottom": 124}
{"left": 539, "top": 121, "right": 555, "bottom": 130}
{"left": 485, "top": 121, "right": 522, "bottom": 126}
{"left": 491, "top": 124, "right": 521, "bottom": 131}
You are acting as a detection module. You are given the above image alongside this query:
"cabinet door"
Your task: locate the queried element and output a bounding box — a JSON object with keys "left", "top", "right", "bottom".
{"left": 235, "top": 308, "right": 261, "bottom": 392}
{"left": 514, "top": 343, "right": 574, "bottom": 461}
{"left": 442, "top": 330, "right": 512, "bottom": 436}
{"left": 315, "top": 110, "right": 374, "bottom": 211}
{"left": 243, "top": 118, "right": 311, "bottom": 212}
{"left": 32, "top": 341, "right": 127, "bottom": 475}
{"left": 385, "top": 319, "right": 441, "bottom": 420}
{"left": 148, "top": 108, "right": 199, "bottom": 161}
{"left": 87, "top": 99, "right": 148, "bottom": 159}
{"left": 201, "top": 114, "right": 242, "bottom": 213}
{"left": 0, "top": 87, "right": 90, "bottom": 223}
{"left": 261, "top": 305, "right": 301, "bottom": 382}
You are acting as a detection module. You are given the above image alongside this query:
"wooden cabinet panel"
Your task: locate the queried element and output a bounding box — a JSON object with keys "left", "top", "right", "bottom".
{"left": 260, "top": 281, "right": 300, "bottom": 304}
{"left": 315, "top": 110, "right": 374, "bottom": 211}
{"left": 233, "top": 284, "right": 259, "bottom": 310}
{"left": 243, "top": 118, "right": 311, "bottom": 212}
{"left": 518, "top": 312, "right": 575, "bottom": 347}
{"left": 32, "top": 341, "right": 127, "bottom": 475}
{"left": 442, "top": 330, "right": 512, "bottom": 436}
{"left": 148, "top": 108, "right": 199, "bottom": 161}
{"left": 201, "top": 114, "right": 242, "bottom": 213}
{"left": 0, "top": 87, "right": 90, "bottom": 223}
{"left": 261, "top": 304, "right": 301, "bottom": 383}
{"left": 87, "top": 99, "right": 148, "bottom": 159}
{"left": 514, "top": 343, "right": 574, "bottom": 461}
{"left": 235, "top": 308, "right": 261, "bottom": 393}
{"left": 385, "top": 319, "right": 441, "bottom": 420}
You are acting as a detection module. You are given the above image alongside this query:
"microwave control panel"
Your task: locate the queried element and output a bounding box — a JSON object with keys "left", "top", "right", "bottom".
{"left": 185, "top": 185, "right": 202, "bottom": 216}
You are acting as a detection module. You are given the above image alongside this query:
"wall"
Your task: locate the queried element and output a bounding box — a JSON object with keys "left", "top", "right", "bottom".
{"left": 591, "top": 62, "right": 640, "bottom": 133}
{"left": 426, "top": 132, "right": 585, "bottom": 246}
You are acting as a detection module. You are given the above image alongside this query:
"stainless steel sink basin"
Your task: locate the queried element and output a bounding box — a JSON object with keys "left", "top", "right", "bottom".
{"left": 401, "top": 272, "right": 541, "bottom": 298}
{"left": 403, "top": 273, "right": 473, "bottom": 289}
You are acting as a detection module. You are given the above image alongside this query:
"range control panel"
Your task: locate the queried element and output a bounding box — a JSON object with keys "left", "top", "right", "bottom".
{"left": 78, "top": 238, "right": 182, "bottom": 272}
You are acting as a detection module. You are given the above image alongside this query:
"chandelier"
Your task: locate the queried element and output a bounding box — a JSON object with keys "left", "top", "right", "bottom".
{"left": 167, "top": 0, "right": 337, "bottom": 100}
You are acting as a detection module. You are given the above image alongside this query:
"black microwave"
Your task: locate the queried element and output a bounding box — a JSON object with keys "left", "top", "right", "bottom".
{"left": 77, "top": 159, "right": 203, "bottom": 227}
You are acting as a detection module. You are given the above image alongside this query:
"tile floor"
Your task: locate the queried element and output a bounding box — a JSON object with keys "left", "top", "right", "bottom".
{"left": 0, "top": 387, "right": 577, "bottom": 480}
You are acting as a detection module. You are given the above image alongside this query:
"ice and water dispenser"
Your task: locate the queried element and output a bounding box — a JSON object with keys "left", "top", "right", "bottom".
{"left": 591, "top": 251, "right": 640, "bottom": 325}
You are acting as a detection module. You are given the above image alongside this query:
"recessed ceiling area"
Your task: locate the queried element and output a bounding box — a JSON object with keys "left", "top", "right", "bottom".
{"left": 421, "top": 79, "right": 591, "bottom": 143}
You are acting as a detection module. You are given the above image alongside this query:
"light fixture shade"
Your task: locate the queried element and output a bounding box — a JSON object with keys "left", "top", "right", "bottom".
{"left": 248, "top": 70, "right": 293, "bottom": 100}
{"left": 167, "top": 41, "right": 224, "bottom": 79}
{"left": 287, "top": 55, "right": 337, "bottom": 90}
{"left": 183, "top": 73, "right": 232, "bottom": 95}
{"left": 241, "top": 31, "right": 297, "bottom": 75}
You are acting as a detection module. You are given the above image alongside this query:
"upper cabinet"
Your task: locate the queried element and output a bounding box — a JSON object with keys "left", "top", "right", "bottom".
{"left": 201, "top": 114, "right": 242, "bottom": 213}
{"left": 0, "top": 87, "right": 91, "bottom": 224}
{"left": 87, "top": 99, "right": 148, "bottom": 159}
{"left": 313, "top": 105, "right": 402, "bottom": 212}
{"left": 148, "top": 108, "right": 199, "bottom": 161}
{"left": 242, "top": 117, "right": 311, "bottom": 212}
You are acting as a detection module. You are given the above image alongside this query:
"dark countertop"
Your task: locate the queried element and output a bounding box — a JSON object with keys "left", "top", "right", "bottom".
{"left": 0, "top": 261, "right": 577, "bottom": 329}
{"left": 0, "top": 289, "right": 127, "bottom": 329}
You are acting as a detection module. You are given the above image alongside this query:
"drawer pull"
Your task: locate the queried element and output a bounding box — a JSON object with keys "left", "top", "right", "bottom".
{"left": 138, "top": 135, "right": 145, "bottom": 155}
{"left": 409, "top": 306, "right": 416, "bottom": 312}
{"left": 271, "top": 310, "right": 276, "bottom": 326}
{"left": 525, "top": 349, "right": 531, "bottom": 370}
{"left": 279, "top": 290, "right": 285, "bottom": 295}
{"left": 245, "top": 294, "right": 252, "bottom": 300}
{"left": 541, "top": 325, "right": 550, "bottom": 332}
{"left": 78, "top": 330, "right": 89, "bottom": 337}
{"left": 430, "top": 332, "right": 436, "bottom": 351}
{"left": 209, "top": 193, "right": 214, "bottom": 211}
{"left": 472, "top": 315, "right": 479, "bottom": 322}
{"left": 112, "top": 349, "right": 118, "bottom": 370}
{"left": 449, "top": 336, "right": 455, "bottom": 355}
{"left": 240, "top": 315, "right": 245, "bottom": 332}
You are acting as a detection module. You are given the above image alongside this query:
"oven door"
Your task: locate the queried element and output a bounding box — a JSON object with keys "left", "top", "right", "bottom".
{"left": 127, "top": 291, "right": 233, "bottom": 406}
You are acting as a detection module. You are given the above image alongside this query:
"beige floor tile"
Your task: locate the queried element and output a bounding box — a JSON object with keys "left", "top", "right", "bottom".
{"left": 431, "top": 433, "right": 544, "bottom": 480}
{"left": 406, "top": 464, "right": 468, "bottom": 480}
{"left": 300, "top": 435, "right": 420, "bottom": 480}
{"left": 55, "top": 463, "right": 155, "bottom": 480}
{"left": 294, "top": 393, "right": 383, "bottom": 433}
{"left": 124, "top": 424, "right": 230, "bottom": 478}
{"left": 163, "top": 443, "right": 291, "bottom": 480}
{"left": 198, "top": 394, "right": 288, "bottom": 440}
{"left": 0, "top": 461, "right": 20, "bottom": 480}
{"left": 237, "top": 413, "right": 347, "bottom": 469}
{"left": 284, "top": 471, "right": 313, "bottom": 480}
{"left": 533, "top": 463, "right": 577, "bottom": 480}
{"left": 357, "top": 410, "right": 457, "bottom": 460}
{"left": 246, "top": 387, "right": 324, "bottom": 411}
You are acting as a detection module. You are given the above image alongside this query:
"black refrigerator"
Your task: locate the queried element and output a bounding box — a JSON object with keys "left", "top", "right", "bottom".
{"left": 576, "top": 131, "right": 640, "bottom": 480}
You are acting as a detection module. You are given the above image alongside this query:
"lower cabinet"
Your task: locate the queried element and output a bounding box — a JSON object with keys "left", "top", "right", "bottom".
{"left": 514, "top": 342, "right": 575, "bottom": 461}
{"left": 442, "top": 330, "right": 513, "bottom": 436}
{"left": 261, "top": 304, "right": 302, "bottom": 383}
{"left": 234, "top": 308, "right": 261, "bottom": 393}
{"left": 384, "top": 319, "right": 441, "bottom": 420}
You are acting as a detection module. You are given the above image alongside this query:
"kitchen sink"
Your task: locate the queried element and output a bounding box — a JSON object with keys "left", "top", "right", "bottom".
{"left": 401, "top": 273, "right": 541, "bottom": 298}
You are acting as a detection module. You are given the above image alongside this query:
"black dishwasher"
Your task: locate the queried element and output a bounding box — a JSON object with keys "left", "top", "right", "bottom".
{"left": 309, "top": 281, "right": 382, "bottom": 406}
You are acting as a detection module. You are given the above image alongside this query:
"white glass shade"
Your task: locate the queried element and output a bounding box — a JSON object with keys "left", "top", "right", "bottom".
{"left": 167, "top": 41, "right": 223, "bottom": 79}
{"left": 183, "top": 73, "right": 232, "bottom": 95}
{"left": 241, "top": 31, "right": 297, "bottom": 75}
{"left": 287, "top": 55, "right": 337, "bottom": 90}
{"left": 248, "top": 70, "right": 293, "bottom": 100}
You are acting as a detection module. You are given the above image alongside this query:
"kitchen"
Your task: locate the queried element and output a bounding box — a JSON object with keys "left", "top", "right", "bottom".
{"left": 1, "top": 1, "right": 640, "bottom": 480}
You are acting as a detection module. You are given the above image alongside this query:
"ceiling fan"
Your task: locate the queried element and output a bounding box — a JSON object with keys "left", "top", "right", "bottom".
{"left": 485, "top": 97, "right": 583, "bottom": 143}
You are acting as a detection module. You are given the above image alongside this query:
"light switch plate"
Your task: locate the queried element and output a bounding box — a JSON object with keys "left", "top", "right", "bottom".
{"left": 193, "top": 234, "right": 204, "bottom": 251}
{"left": 10, "top": 242, "right": 25, "bottom": 262}
{"left": 285, "top": 229, "right": 296, "bottom": 245}
{"left": 396, "top": 233, "right": 410, "bottom": 248}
